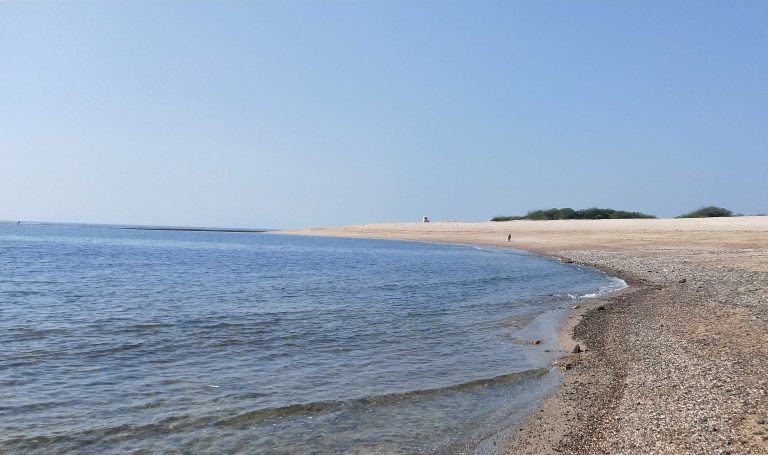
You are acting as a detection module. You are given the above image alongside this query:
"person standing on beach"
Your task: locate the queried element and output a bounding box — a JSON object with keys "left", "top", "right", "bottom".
{"left": 507, "top": 233, "right": 511, "bottom": 242}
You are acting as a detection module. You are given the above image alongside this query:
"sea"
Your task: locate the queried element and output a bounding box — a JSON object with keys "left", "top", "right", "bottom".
{"left": 0, "top": 223, "right": 625, "bottom": 454}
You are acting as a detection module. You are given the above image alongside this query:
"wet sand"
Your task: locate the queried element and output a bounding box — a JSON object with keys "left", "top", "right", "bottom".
{"left": 282, "top": 217, "right": 768, "bottom": 454}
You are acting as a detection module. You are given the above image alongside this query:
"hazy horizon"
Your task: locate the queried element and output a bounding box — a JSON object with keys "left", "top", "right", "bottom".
{"left": 3, "top": 1, "right": 767, "bottom": 229}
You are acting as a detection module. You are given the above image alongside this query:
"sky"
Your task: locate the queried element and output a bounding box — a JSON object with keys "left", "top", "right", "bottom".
{"left": 1, "top": 1, "right": 767, "bottom": 229}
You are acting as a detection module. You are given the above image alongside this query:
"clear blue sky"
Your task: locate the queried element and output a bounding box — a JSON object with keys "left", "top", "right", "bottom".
{"left": 2, "top": 1, "right": 766, "bottom": 228}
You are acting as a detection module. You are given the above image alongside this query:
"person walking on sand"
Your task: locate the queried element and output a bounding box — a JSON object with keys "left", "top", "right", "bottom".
{"left": 507, "top": 233, "right": 511, "bottom": 242}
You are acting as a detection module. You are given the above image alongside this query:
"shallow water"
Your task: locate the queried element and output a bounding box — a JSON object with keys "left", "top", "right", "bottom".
{"left": 0, "top": 223, "right": 624, "bottom": 454}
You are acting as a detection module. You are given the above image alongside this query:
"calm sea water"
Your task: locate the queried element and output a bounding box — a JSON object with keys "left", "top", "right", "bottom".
{"left": 0, "top": 223, "right": 624, "bottom": 454}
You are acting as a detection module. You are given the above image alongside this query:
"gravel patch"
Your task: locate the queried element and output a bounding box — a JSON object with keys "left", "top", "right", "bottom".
{"left": 505, "top": 247, "right": 768, "bottom": 455}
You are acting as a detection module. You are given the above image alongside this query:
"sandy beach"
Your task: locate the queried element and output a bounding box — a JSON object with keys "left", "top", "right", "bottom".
{"left": 282, "top": 217, "right": 768, "bottom": 454}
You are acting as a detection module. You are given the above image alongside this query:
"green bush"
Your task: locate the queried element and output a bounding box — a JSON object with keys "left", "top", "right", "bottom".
{"left": 676, "top": 206, "right": 733, "bottom": 218}
{"left": 491, "top": 207, "right": 656, "bottom": 221}
{"left": 490, "top": 215, "right": 524, "bottom": 221}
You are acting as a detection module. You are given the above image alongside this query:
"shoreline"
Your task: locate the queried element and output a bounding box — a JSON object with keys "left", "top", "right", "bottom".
{"left": 280, "top": 218, "right": 768, "bottom": 454}
{"left": 500, "top": 256, "right": 652, "bottom": 454}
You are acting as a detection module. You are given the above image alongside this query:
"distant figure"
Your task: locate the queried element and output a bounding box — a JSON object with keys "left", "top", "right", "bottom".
{"left": 422, "top": 216, "right": 430, "bottom": 223}
{"left": 507, "top": 233, "right": 511, "bottom": 242}
{"left": 17, "top": 221, "right": 21, "bottom": 226}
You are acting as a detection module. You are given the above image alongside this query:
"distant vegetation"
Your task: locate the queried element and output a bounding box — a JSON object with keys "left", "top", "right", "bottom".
{"left": 491, "top": 207, "right": 656, "bottom": 221}
{"left": 676, "top": 206, "right": 733, "bottom": 218}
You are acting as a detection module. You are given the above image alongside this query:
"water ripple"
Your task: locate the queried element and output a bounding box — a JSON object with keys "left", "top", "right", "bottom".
{"left": 1, "top": 224, "right": 620, "bottom": 453}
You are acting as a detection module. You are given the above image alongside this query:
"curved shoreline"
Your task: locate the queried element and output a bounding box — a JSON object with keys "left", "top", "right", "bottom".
{"left": 499, "top": 254, "right": 652, "bottom": 454}
{"left": 280, "top": 218, "right": 768, "bottom": 454}
{"left": 501, "top": 247, "right": 768, "bottom": 454}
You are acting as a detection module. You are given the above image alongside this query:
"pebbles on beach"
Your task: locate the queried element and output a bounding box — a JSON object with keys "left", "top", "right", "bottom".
{"left": 506, "top": 247, "right": 768, "bottom": 455}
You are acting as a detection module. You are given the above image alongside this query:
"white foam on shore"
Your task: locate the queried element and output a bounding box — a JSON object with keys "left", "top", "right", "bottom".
{"left": 556, "top": 276, "right": 628, "bottom": 299}
{"left": 576, "top": 276, "right": 627, "bottom": 299}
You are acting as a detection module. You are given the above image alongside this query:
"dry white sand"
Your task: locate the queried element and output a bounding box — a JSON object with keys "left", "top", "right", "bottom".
{"left": 284, "top": 217, "right": 768, "bottom": 270}
{"left": 284, "top": 216, "right": 766, "bottom": 246}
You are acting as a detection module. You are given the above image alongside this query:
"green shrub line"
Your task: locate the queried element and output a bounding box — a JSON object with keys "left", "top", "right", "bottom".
{"left": 492, "top": 206, "right": 744, "bottom": 221}
{"left": 491, "top": 207, "right": 656, "bottom": 221}
{"left": 675, "top": 206, "right": 733, "bottom": 218}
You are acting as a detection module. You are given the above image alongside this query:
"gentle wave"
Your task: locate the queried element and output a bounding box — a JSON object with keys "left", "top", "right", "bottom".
{"left": 556, "top": 276, "right": 627, "bottom": 299}
{"left": 216, "top": 367, "right": 549, "bottom": 425}
{"left": 2, "top": 415, "right": 205, "bottom": 450}
{"left": 578, "top": 277, "right": 627, "bottom": 298}
{"left": 2, "top": 368, "right": 549, "bottom": 451}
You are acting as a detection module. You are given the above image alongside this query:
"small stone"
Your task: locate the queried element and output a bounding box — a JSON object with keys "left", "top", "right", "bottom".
{"left": 596, "top": 305, "right": 605, "bottom": 311}
{"left": 758, "top": 418, "right": 767, "bottom": 425}
{"left": 572, "top": 305, "right": 581, "bottom": 309}
{"left": 533, "top": 340, "right": 542, "bottom": 345}
{"left": 679, "top": 278, "right": 687, "bottom": 283}
{"left": 572, "top": 344, "right": 581, "bottom": 354}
